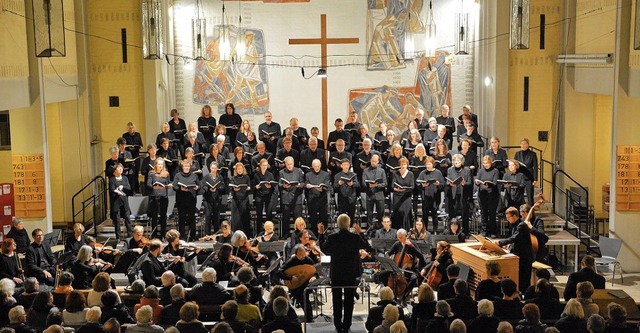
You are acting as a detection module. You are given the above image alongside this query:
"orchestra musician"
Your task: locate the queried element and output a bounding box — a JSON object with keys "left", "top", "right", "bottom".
{"left": 375, "top": 216, "right": 397, "bottom": 240}
{"left": 254, "top": 221, "right": 279, "bottom": 274}
{"left": 202, "top": 161, "right": 227, "bottom": 235}
{"left": 476, "top": 155, "right": 500, "bottom": 237}
{"left": 168, "top": 109, "right": 187, "bottom": 158}
{"left": 0, "top": 238, "right": 24, "bottom": 286}
{"left": 363, "top": 154, "right": 387, "bottom": 227}
{"left": 147, "top": 158, "right": 171, "bottom": 239}
{"left": 258, "top": 111, "right": 282, "bottom": 154}
{"left": 163, "top": 230, "right": 201, "bottom": 287}
{"left": 205, "top": 243, "right": 248, "bottom": 281}
{"left": 109, "top": 163, "right": 133, "bottom": 241}
{"left": 391, "top": 157, "right": 414, "bottom": 231}
{"left": 408, "top": 218, "right": 429, "bottom": 241}
{"left": 217, "top": 221, "right": 233, "bottom": 244}
{"left": 71, "top": 245, "right": 102, "bottom": 290}
{"left": 253, "top": 159, "right": 275, "bottom": 233}
{"left": 333, "top": 158, "right": 359, "bottom": 221}
{"left": 141, "top": 239, "right": 177, "bottom": 287}
{"left": 122, "top": 122, "right": 143, "bottom": 194}
{"left": 198, "top": 105, "right": 217, "bottom": 147}
{"left": 25, "top": 228, "right": 56, "bottom": 285}
{"left": 230, "top": 162, "right": 252, "bottom": 237}
{"left": 173, "top": 159, "right": 200, "bottom": 241}
{"left": 6, "top": 217, "right": 30, "bottom": 254}
{"left": 140, "top": 144, "right": 159, "bottom": 196}
{"left": 279, "top": 156, "right": 305, "bottom": 238}
{"left": 65, "top": 223, "right": 90, "bottom": 255}
{"left": 289, "top": 218, "right": 317, "bottom": 247}
{"left": 421, "top": 241, "right": 453, "bottom": 290}
{"left": 520, "top": 203, "right": 549, "bottom": 264}
{"left": 113, "top": 225, "right": 148, "bottom": 275}
{"left": 494, "top": 207, "right": 533, "bottom": 293}
{"left": 278, "top": 244, "right": 317, "bottom": 323}
{"left": 443, "top": 218, "right": 467, "bottom": 243}
{"left": 231, "top": 231, "right": 268, "bottom": 275}
{"left": 304, "top": 159, "right": 331, "bottom": 236}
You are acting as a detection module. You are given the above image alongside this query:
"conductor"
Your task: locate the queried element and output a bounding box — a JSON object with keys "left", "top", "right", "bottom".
{"left": 318, "top": 214, "right": 371, "bottom": 333}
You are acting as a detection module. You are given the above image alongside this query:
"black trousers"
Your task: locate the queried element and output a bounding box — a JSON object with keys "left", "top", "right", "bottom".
{"left": 337, "top": 197, "right": 356, "bottom": 223}
{"left": 331, "top": 278, "right": 358, "bottom": 333}
{"left": 478, "top": 191, "right": 499, "bottom": 235}
{"left": 149, "top": 196, "right": 168, "bottom": 238}
{"left": 203, "top": 199, "right": 222, "bottom": 235}
{"left": 177, "top": 194, "right": 197, "bottom": 240}
{"left": 422, "top": 194, "right": 440, "bottom": 232}
{"left": 111, "top": 205, "right": 132, "bottom": 240}
{"left": 280, "top": 203, "right": 302, "bottom": 238}
{"left": 307, "top": 196, "right": 327, "bottom": 236}
{"left": 366, "top": 195, "right": 385, "bottom": 227}
{"left": 254, "top": 195, "right": 273, "bottom": 234}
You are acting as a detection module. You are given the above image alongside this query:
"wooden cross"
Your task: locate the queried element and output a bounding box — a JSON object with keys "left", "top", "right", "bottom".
{"left": 289, "top": 14, "right": 359, "bottom": 141}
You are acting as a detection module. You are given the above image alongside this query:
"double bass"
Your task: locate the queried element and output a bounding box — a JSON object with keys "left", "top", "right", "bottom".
{"left": 423, "top": 243, "right": 450, "bottom": 289}
{"left": 525, "top": 194, "right": 545, "bottom": 258}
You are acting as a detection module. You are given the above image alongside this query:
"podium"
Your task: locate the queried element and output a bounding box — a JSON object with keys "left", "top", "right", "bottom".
{"left": 450, "top": 242, "right": 520, "bottom": 296}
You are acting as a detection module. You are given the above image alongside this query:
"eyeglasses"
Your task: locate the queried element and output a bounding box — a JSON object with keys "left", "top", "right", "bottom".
{"left": 35, "top": 234, "right": 44, "bottom": 237}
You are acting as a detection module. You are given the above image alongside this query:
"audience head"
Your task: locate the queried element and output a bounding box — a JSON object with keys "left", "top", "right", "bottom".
{"left": 234, "top": 284, "right": 249, "bottom": 304}
{"left": 447, "top": 264, "right": 460, "bottom": 279}
{"left": 43, "top": 325, "right": 64, "bottom": 333}
{"left": 545, "top": 328, "right": 561, "bottom": 333}
{"left": 0, "top": 329, "right": 13, "bottom": 333}
{"left": 273, "top": 296, "right": 290, "bottom": 317}
{"left": 449, "top": 319, "right": 467, "bottom": 333}
{"left": 379, "top": 286, "right": 394, "bottom": 302}
{"left": 534, "top": 278, "right": 551, "bottom": 296}
{"left": 92, "top": 272, "right": 111, "bottom": 292}
{"left": 486, "top": 261, "right": 501, "bottom": 276}
{"left": 179, "top": 302, "right": 199, "bottom": 322}
{"left": 417, "top": 284, "right": 435, "bottom": 303}
{"left": 202, "top": 267, "right": 217, "bottom": 283}
{"left": 582, "top": 255, "right": 596, "bottom": 269}
{"left": 587, "top": 314, "right": 605, "bottom": 333}
{"left": 268, "top": 285, "right": 289, "bottom": 302}
{"left": 564, "top": 299, "right": 585, "bottom": 319}
{"left": 131, "top": 279, "right": 146, "bottom": 294}
{"left": 9, "top": 305, "right": 26, "bottom": 324}
{"left": 222, "top": 300, "right": 239, "bottom": 321}
{"left": 522, "top": 303, "right": 541, "bottom": 322}
{"left": 382, "top": 303, "right": 399, "bottom": 323}
{"left": 211, "top": 322, "right": 234, "bottom": 333}
{"left": 237, "top": 267, "right": 255, "bottom": 284}
{"left": 24, "top": 277, "right": 39, "bottom": 293}
{"left": 45, "top": 310, "right": 63, "bottom": 327}
{"left": 135, "top": 305, "right": 153, "bottom": 324}
{"left": 535, "top": 268, "right": 551, "bottom": 280}
{"left": 65, "top": 290, "right": 87, "bottom": 312}
{"left": 497, "top": 321, "right": 514, "bottom": 333}
{"left": 143, "top": 285, "right": 159, "bottom": 299}
{"left": 164, "top": 327, "right": 179, "bottom": 333}
{"left": 607, "top": 302, "right": 627, "bottom": 323}
{"left": 58, "top": 272, "right": 74, "bottom": 287}
{"left": 577, "top": 281, "right": 595, "bottom": 299}
{"left": 0, "top": 278, "right": 16, "bottom": 297}
{"left": 101, "top": 290, "right": 120, "bottom": 308}
{"left": 436, "top": 300, "right": 452, "bottom": 317}
{"left": 31, "top": 291, "right": 53, "bottom": 312}
{"left": 170, "top": 284, "right": 185, "bottom": 301}
{"left": 103, "top": 318, "right": 121, "bottom": 333}
{"left": 477, "top": 299, "right": 494, "bottom": 317}
{"left": 86, "top": 306, "right": 102, "bottom": 323}
{"left": 501, "top": 278, "right": 518, "bottom": 298}
{"left": 390, "top": 320, "right": 408, "bottom": 333}
{"left": 161, "top": 271, "right": 176, "bottom": 287}
{"left": 454, "top": 279, "right": 468, "bottom": 296}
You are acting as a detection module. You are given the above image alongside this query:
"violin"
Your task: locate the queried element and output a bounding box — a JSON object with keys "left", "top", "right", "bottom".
{"left": 229, "top": 254, "right": 250, "bottom": 267}
{"left": 137, "top": 237, "right": 151, "bottom": 248}
{"left": 240, "top": 242, "right": 265, "bottom": 261}
{"left": 304, "top": 240, "right": 324, "bottom": 257}
{"left": 157, "top": 253, "right": 182, "bottom": 263}
{"left": 95, "top": 243, "right": 122, "bottom": 255}
{"left": 178, "top": 240, "right": 207, "bottom": 252}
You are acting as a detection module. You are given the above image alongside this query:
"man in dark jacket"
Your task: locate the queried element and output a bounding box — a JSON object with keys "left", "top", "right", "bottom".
{"left": 436, "top": 264, "right": 460, "bottom": 301}
{"left": 25, "top": 229, "right": 56, "bottom": 286}
{"left": 262, "top": 296, "right": 302, "bottom": 333}
{"left": 496, "top": 206, "right": 533, "bottom": 293}
{"left": 563, "top": 255, "right": 606, "bottom": 301}
{"left": 189, "top": 267, "right": 233, "bottom": 306}
{"left": 446, "top": 280, "right": 478, "bottom": 321}
{"left": 140, "top": 240, "right": 166, "bottom": 287}
{"left": 160, "top": 284, "right": 188, "bottom": 327}
{"left": 318, "top": 214, "right": 373, "bottom": 333}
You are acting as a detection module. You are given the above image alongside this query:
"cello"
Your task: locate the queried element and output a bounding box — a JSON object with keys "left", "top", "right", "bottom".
{"left": 423, "top": 243, "right": 450, "bottom": 289}
{"left": 387, "top": 241, "right": 413, "bottom": 298}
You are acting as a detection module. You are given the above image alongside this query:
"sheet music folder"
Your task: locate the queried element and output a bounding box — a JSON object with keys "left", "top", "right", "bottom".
{"left": 258, "top": 241, "right": 287, "bottom": 253}
{"left": 370, "top": 238, "right": 397, "bottom": 252}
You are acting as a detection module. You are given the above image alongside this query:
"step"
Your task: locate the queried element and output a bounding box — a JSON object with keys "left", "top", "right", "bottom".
{"left": 537, "top": 213, "right": 567, "bottom": 232}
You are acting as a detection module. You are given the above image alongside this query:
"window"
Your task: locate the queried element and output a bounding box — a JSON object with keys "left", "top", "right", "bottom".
{"left": 0, "top": 111, "right": 11, "bottom": 150}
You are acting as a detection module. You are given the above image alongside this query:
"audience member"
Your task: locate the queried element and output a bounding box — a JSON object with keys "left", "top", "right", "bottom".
{"left": 127, "top": 305, "right": 163, "bottom": 333}
{"left": 555, "top": 299, "right": 587, "bottom": 333}
{"left": 587, "top": 314, "right": 605, "bottom": 333}
{"left": 159, "top": 271, "right": 177, "bottom": 306}
{"left": 235, "top": 267, "right": 265, "bottom": 308}
{"left": 524, "top": 269, "right": 559, "bottom": 301}
{"left": 437, "top": 264, "right": 460, "bottom": 300}
{"left": 563, "top": 255, "right": 605, "bottom": 301}
{"left": 189, "top": 268, "right": 232, "bottom": 306}
{"left": 100, "top": 289, "right": 134, "bottom": 325}
{"left": 373, "top": 304, "right": 399, "bottom": 333}
{"left": 447, "top": 280, "right": 478, "bottom": 321}
{"left": 450, "top": 318, "right": 467, "bottom": 333}
{"left": 493, "top": 278, "right": 523, "bottom": 320}
{"left": 8, "top": 305, "right": 36, "bottom": 333}
{"left": 468, "top": 299, "right": 500, "bottom": 333}
{"left": 0, "top": 289, "right": 17, "bottom": 327}
{"left": 160, "top": 284, "right": 187, "bottom": 327}
{"left": 475, "top": 261, "right": 503, "bottom": 301}
{"left": 390, "top": 320, "right": 408, "bottom": 333}
{"left": 498, "top": 321, "right": 514, "bottom": 333}
{"left": 26, "top": 291, "right": 58, "bottom": 332}
{"left": 575, "top": 282, "right": 599, "bottom": 318}
{"left": 603, "top": 303, "right": 638, "bottom": 333}
{"left": 88, "top": 272, "right": 120, "bottom": 307}
{"left": 52, "top": 272, "right": 74, "bottom": 309}
{"left": 524, "top": 279, "right": 563, "bottom": 320}
{"left": 221, "top": 300, "right": 257, "bottom": 333}
{"left": 103, "top": 317, "right": 121, "bottom": 333}
{"left": 515, "top": 303, "right": 547, "bottom": 333}
{"left": 76, "top": 306, "right": 105, "bottom": 333}
{"left": 366, "top": 286, "right": 405, "bottom": 332}
{"left": 43, "top": 324, "right": 64, "bottom": 333}
{"left": 230, "top": 284, "right": 261, "bottom": 328}
{"left": 133, "top": 285, "right": 163, "bottom": 324}
{"left": 261, "top": 285, "right": 298, "bottom": 324}
{"left": 261, "top": 296, "right": 301, "bottom": 333}
{"left": 62, "top": 290, "right": 89, "bottom": 328}
{"left": 211, "top": 322, "right": 234, "bottom": 333}
{"left": 426, "top": 300, "right": 454, "bottom": 333}
{"left": 410, "top": 284, "right": 437, "bottom": 332}
{"left": 175, "top": 302, "right": 208, "bottom": 333}
{"left": 16, "top": 278, "right": 39, "bottom": 310}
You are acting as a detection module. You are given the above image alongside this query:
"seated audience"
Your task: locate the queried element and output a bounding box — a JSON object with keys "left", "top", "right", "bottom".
{"left": 234, "top": 267, "right": 266, "bottom": 308}
{"left": 603, "top": 303, "right": 638, "bottom": 333}
{"left": 103, "top": 317, "right": 121, "bottom": 333}
{"left": 523, "top": 269, "right": 559, "bottom": 301}
{"left": 230, "top": 284, "right": 261, "bottom": 328}
{"left": 43, "top": 324, "right": 64, "bottom": 333}
{"left": 426, "top": 300, "right": 454, "bottom": 333}
{"left": 437, "top": 264, "right": 460, "bottom": 301}
{"left": 88, "top": 272, "right": 120, "bottom": 307}
{"left": 133, "top": 285, "right": 163, "bottom": 325}
{"left": 524, "top": 279, "right": 563, "bottom": 320}
{"left": 563, "top": 255, "right": 605, "bottom": 301}
{"left": 262, "top": 285, "right": 298, "bottom": 324}
{"left": 575, "top": 281, "right": 599, "bottom": 318}
{"left": 211, "top": 322, "right": 234, "bottom": 333}
{"left": 52, "top": 272, "right": 74, "bottom": 309}
{"left": 127, "top": 305, "right": 164, "bottom": 333}
{"left": 124, "top": 279, "right": 146, "bottom": 309}
{"left": 262, "top": 296, "right": 302, "bottom": 333}
{"left": 16, "top": 277, "right": 39, "bottom": 310}
{"left": 410, "top": 284, "right": 437, "bottom": 333}
{"left": 8, "top": 305, "right": 36, "bottom": 333}
{"left": 588, "top": 314, "right": 605, "bottom": 333}
{"left": 555, "top": 298, "right": 587, "bottom": 333}
{"left": 450, "top": 318, "right": 467, "bottom": 333}
{"left": 475, "top": 261, "right": 502, "bottom": 301}
{"left": 390, "top": 320, "right": 408, "bottom": 333}
{"left": 493, "top": 278, "right": 523, "bottom": 320}
{"left": 159, "top": 271, "right": 177, "bottom": 306}
{"left": 100, "top": 289, "right": 134, "bottom": 325}
{"left": 189, "top": 268, "right": 232, "bottom": 306}
{"left": 373, "top": 304, "right": 400, "bottom": 333}
{"left": 76, "top": 306, "right": 104, "bottom": 333}
{"left": 175, "top": 302, "right": 208, "bottom": 333}
{"left": 221, "top": 300, "right": 258, "bottom": 333}
{"left": 27, "top": 291, "right": 58, "bottom": 332}
{"left": 446, "top": 280, "right": 478, "bottom": 321}
{"left": 62, "top": 290, "right": 89, "bottom": 328}
{"left": 366, "top": 286, "right": 405, "bottom": 332}
{"left": 0, "top": 289, "right": 17, "bottom": 327}
{"left": 498, "top": 321, "right": 514, "bottom": 333}
{"left": 468, "top": 299, "right": 500, "bottom": 333}
{"left": 515, "top": 303, "right": 547, "bottom": 333}
{"left": 161, "top": 284, "right": 187, "bottom": 327}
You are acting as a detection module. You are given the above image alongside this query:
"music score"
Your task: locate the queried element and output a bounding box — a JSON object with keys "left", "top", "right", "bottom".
{"left": 12, "top": 154, "right": 46, "bottom": 218}
{"left": 615, "top": 146, "right": 640, "bottom": 211}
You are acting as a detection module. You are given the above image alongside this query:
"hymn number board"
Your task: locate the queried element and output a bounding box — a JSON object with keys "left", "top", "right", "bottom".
{"left": 616, "top": 146, "right": 640, "bottom": 211}
{"left": 12, "top": 154, "right": 46, "bottom": 218}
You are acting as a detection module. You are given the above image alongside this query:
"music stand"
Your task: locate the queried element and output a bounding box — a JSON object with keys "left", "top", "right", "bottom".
{"left": 376, "top": 256, "right": 405, "bottom": 303}
{"left": 199, "top": 250, "right": 217, "bottom": 271}
{"left": 258, "top": 241, "right": 287, "bottom": 254}
{"left": 306, "top": 277, "right": 331, "bottom": 321}
{"left": 371, "top": 238, "right": 397, "bottom": 253}
{"left": 127, "top": 252, "right": 149, "bottom": 279}
{"left": 44, "top": 230, "right": 60, "bottom": 248}
{"left": 471, "top": 234, "right": 508, "bottom": 255}
{"left": 414, "top": 240, "right": 431, "bottom": 256}
{"left": 55, "top": 251, "right": 76, "bottom": 269}
{"left": 431, "top": 235, "right": 460, "bottom": 247}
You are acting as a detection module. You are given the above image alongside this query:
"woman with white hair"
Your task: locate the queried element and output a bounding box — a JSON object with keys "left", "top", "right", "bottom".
{"left": 0, "top": 281, "right": 17, "bottom": 327}
{"left": 75, "top": 306, "right": 103, "bottom": 333}
{"left": 365, "top": 287, "right": 405, "bottom": 332}
{"left": 71, "top": 245, "right": 100, "bottom": 290}
{"left": 373, "top": 304, "right": 400, "bottom": 333}
{"left": 126, "top": 305, "right": 164, "bottom": 333}
{"left": 554, "top": 299, "right": 587, "bottom": 333}
{"left": 426, "top": 300, "right": 454, "bottom": 333}
{"left": 468, "top": 299, "right": 500, "bottom": 333}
